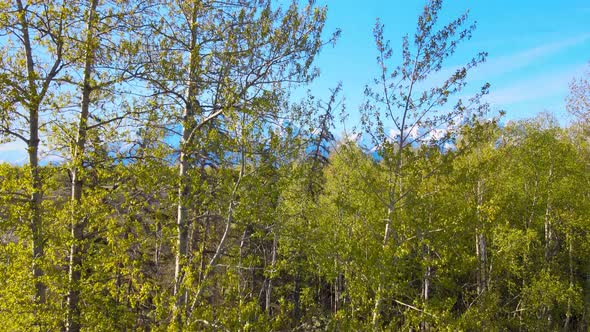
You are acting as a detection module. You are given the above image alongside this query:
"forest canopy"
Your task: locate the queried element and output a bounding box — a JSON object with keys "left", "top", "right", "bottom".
{"left": 0, "top": 0, "right": 589, "bottom": 331}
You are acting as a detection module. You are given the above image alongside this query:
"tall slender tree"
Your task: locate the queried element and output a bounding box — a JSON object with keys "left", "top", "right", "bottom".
{"left": 59, "top": 1, "right": 153, "bottom": 330}
{"left": 0, "top": 1, "right": 69, "bottom": 322}
{"left": 144, "top": 0, "right": 335, "bottom": 327}
{"left": 360, "top": 0, "right": 489, "bottom": 326}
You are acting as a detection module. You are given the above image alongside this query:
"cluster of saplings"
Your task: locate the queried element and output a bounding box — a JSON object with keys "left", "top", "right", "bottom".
{"left": 1, "top": 0, "right": 589, "bottom": 330}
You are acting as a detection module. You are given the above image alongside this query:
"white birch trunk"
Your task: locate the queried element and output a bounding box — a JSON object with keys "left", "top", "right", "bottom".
{"left": 173, "top": 3, "right": 199, "bottom": 326}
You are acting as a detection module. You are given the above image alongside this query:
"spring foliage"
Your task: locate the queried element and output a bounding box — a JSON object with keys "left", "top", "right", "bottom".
{"left": 0, "top": 0, "right": 589, "bottom": 331}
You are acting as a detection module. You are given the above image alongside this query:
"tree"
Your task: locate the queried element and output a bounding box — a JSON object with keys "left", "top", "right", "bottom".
{"left": 567, "top": 63, "right": 590, "bottom": 126}
{"left": 359, "top": 0, "right": 489, "bottom": 327}
{"left": 143, "top": 0, "right": 336, "bottom": 327}
{"left": 58, "top": 1, "right": 152, "bottom": 329}
{"left": 0, "top": 1, "right": 69, "bottom": 325}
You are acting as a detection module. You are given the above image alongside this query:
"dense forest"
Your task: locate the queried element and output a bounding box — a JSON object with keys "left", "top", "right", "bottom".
{"left": 1, "top": 0, "right": 589, "bottom": 331}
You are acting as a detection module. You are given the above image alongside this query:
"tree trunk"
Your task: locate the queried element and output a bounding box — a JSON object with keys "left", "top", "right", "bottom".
{"left": 16, "top": 0, "right": 46, "bottom": 308}
{"left": 174, "top": 141, "right": 190, "bottom": 319}
{"left": 372, "top": 205, "right": 393, "bottom": 328}
{"left": 66, "top": 1, "right": 98, "bottom": 330}
{"left": 585, "top": 259, "right": 590, "bottom": 330}
{"left": 173, "top": 4, "right": 199, "bottom": 327}
{"left": 420, "top": 216, "right": 431, "bottom": 332}
{"left": 30, "top": 143, "right": 45, "bottom": 305}
{"left": 544, "top": 165, "right": 554, "bottom": 261}
{"left": 238, "top": 227, "right": 248, "bottom": 329}
{"left": 265, "top": 233, "right": 277, "bottom": 315}
{"left": 563, "top": 231, "right": 574, "bottom": 330}
{"left": 373, "top": 141, "right": 406, "bottom": 328}
{"left": 29, "top": 105, "right": 46, "bottom": 314}
{"left": 476, "top": 179, "right": 487, "bottom": 295}
{"left": 334, "top": 269, "right": 341, "bottom": 314}
{"left": 421, "top": 264, "right": 431, "bottom": 332}
{"left": 294, "top": 273, "right": 302, "bottom": 321}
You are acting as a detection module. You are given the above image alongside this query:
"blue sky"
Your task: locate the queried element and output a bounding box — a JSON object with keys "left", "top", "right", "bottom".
{"left": 1, "top": 0, "right": 589, "bottom": 163}
{"left": 306, "top": 0, "right": 590, "bottom": 131}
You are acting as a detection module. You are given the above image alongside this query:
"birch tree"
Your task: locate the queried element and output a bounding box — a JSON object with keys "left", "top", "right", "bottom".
{"left": 54, "top": 1, "right": 153, "bottom": 330}
{"left": 143, "top": 0, "right": 334, "bottom": 327}
{"left": 0, "top": 2, "right": 70, "bottom": 325}
{"left": 360, "top": 0, "right": 489, "bottom": 327}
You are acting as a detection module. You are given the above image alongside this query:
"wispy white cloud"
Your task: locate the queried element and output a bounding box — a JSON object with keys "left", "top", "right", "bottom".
{"left": 470, "top": 33, "right": 590, "bottom": 81}
{"left": 486, "top": 64, "right": 584, "bottom": 105}
{"left": 432, "top": 33, "right": 590, "bottom": 85}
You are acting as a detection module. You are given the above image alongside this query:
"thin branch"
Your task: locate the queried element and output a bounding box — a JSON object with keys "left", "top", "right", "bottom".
{"left": 0, "top": 127, "right": 29, "bottom": 144}
{"left": 393, "top": 299, "right": 437, "bottom": 318}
